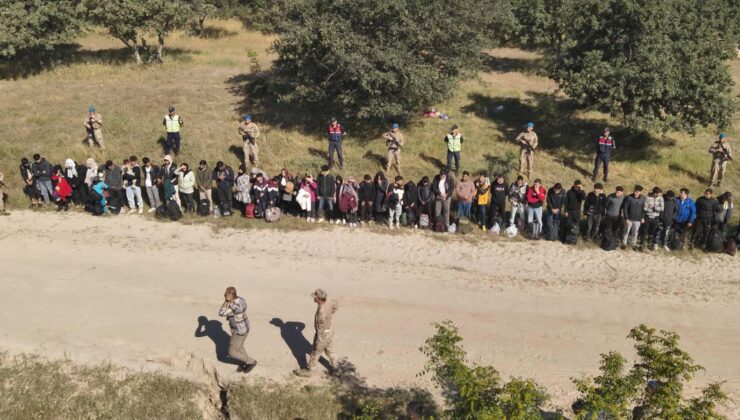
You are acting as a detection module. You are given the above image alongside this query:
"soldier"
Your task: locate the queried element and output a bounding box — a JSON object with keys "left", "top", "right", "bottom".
{"left": 163, "top": 106, "right": 184, "bottom": 156}
{"left": 592, "top": 127, "right": 615, "bottom": 182}
{"left": 515, "top": 122, "right": 538, "bottom": 179}
{"left": 383, "top": 123, "right": 405, "bottom": 175}
{"left": 218, "top": 286, "right": 258, "bottom": 373}
{"left": 238, "top": 115, "right": 261, "bottom": 165}
{"left": 294, "top": 288, "right": 339, "bottom": 377}
{"left": 0, "top": 170, "right": 9, "bottom": 215}
{"left": 708, "top": 133, "right": 732, "bottom": 187}
{"left": 84, "top": 105, "right": 104, "bottom": 150}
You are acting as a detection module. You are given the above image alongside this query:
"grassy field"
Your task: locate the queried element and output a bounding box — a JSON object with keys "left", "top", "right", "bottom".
{"left": 0, "top": 19, "right": 738, "bottom": 220}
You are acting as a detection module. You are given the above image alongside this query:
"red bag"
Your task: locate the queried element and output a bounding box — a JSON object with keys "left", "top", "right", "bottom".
{"left": 244, "top": 203, "right": 255, "bottom": 219}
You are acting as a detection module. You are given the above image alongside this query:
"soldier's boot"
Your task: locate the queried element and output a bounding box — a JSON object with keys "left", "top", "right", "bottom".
{"left": 293, "top": 368, "right": 312, "bottom": 378}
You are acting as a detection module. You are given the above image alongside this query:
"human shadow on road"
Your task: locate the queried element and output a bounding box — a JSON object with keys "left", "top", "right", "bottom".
{"left": 270, "top": 318, "right": 318, "bottom": 370}
{"left": 194, "top": 315, "right": 240, "bottom": 366}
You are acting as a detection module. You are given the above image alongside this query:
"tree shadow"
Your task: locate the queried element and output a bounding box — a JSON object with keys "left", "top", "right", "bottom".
{"left": 307, "top": 147, "right": 328, "bottom": 161}
{"left": 0, "top": 44, "right": 193, "bottom": 80}
{"left": 463, "top": 91, "right": 674, "bottom": 164}
{"left": 420, "top": 153, "right": 446, "bottom": 171}
{"left": 228, "top": 145, "right": 246, "bottom": 165}
{"left": 363, "top": 151, "right": 387, "bottom": 170}
{"left": 270, "top": 318, "right": 312, "bottom": 370}
{"left": 194, "top": 316, "right": 240, "bottom": 366}
{"left": 668, "top": 163, "right": 708, "bottom": 184}
{"left": 198, "top": 27, "right": 238, "bottom": 40}
{"left": 483, "top": 54, "right": 543, "bottom": 75}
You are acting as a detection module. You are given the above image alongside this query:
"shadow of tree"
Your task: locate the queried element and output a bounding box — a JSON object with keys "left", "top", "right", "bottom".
{"left": 668, "top": 163, "right": 708, "bottom": 184}
{"left": 420, "top": 153, "right": 446, "bottom": 171}
{"left": 197, "top": 27, "right": 238, "bottom": 40}
{"left": 228, "top": 145, "right": 246, "bottom": 165}
{"left": 363, "top": 150, "right": 387, "bottom": 170}
{"left": 463, "top": 92, "right": 675, "bottom": 164}
{"left": 0, "top": 44, "right": 194, "bottom": 80}
{"left": 483, "top": 54, "right": 543, "bottom": 75}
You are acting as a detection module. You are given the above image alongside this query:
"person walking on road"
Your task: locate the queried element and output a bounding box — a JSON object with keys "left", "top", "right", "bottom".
{"left": 327, "top": 117, "right": 347, "bottom": 170}
{"left": 592, "top": 128, "right": 615, "bottom": 182}
{"left": 218, "top": 287, "right": 257, "bottom": 373}
{"left": 239, "top": 115, "right": 261, "bottom": 166}
{"left": 516, "top": 122, "right": 538, "bottom": 179}
{"left": 708, "top": 133, "right": 732, "bottom": 187}
{"left": 383, "top": 123, "right": 405, "bottom": 175}
{"left": 294, "top": 288, "right": 339, "bottom": 377}
{"left": 84, "top": 105, "right": 105, "bottom": 150}
{"left": 163, "top": 106, "right": 184, "bottom": 156}
{"left": 444, "top": 125, "right": 463, "bottom": 177}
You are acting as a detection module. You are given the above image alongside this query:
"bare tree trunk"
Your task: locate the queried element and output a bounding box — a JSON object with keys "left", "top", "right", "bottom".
{"left": 133, "top": 44, "right": 143, "bottom": 65}
{"left": 198, "top": 16, "right": 206, "bottom": 35}
{"left": 155, "top": 34, "right": 165, "bottom": 63}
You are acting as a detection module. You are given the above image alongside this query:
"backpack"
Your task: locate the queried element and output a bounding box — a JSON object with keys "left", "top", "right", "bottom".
{"left": 400, "top": 212, "right": 408, "bottom": 226}
{"left": 447, "top": 223, "right": 457, "bottom": 233}
{"left": 670, "top": 230, "right": 684, "bottom": 251}
{"left": 419, "top": 214, "right": 430, "bottom": 228}
{"left": 167, "top": 200, "right": 182, "bottom": 221}
{"left": 219, "top": 202, "right": 232, "bottom": 217}
{"left": 244, "top": 203, "right": 255, "bottom": 219}
{"left": 490, "top": 222, "right": 501, "bottom": 235}
{"left": 706, "top": 228, "right": 724, "bottom": 253}
{"left": 339, "top": 190, "right": 357, "bottom": 213}
{"left": 458, "top": 216, "right": 470, "bottom": 234}
{"left": 601, "top": 231, "right": 617, "bottom": 251}
{"left": 265, "top": 206, "right": 281, "bottom": 223}
{"left": 504, "top": 225, "right": 518, "bottom": 238}
{"left": 156, "top": 204, "right": 168, "bottom": 218}
{"left": 434, "top": 216, "right": 446, "bottom": 233}
{"left": 198, "top": 199, "right": 210, "bottom": 216}
{"left": 724, "top": 239, "right": 737, "bottom": 256}
{"left": 565, "top": 223, "right": 579, "bottom": 245}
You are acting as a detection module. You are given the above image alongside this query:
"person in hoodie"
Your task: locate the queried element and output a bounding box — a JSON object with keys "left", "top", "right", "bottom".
{"left": 403, "top": 178, "right": 418, "bottom": 228}
{"left": 251, "top": 172, "right": 269, "bottom": 217}
{"left": 358, "top": 174, "right": 374, "bottom": 224}
{"left": 141, "top": 157, "right": 161, "bottom": 212}
{"left": 508, "top": 175, "right": 527, "bottom": 228}
{"left": 103, "top": 160, "right": 123, "bottom": 214}
{"left": 674, "top": 188, "right": 697, "bottom": 248}
{"left": 176, "top": 162, "right": 196, "bottom": 213}
{"left": 31, "top": 154, "right": 54, "bottom": 205}
{"left": 641, "top": 187, "right": 664, "bottom": 250}
{"left": 563, "top": 180, "right": 586, "bottom": 235}
{"left": 316, "top": 165, "right": 336, "bottom": 223}
{"left": 692, "top": 188, "right": 720, "bottom": 249}
{"left": 454, "top": 171, "right": 476, "bottom": 220}
{"left": 64, "top": 159, "right": 88, "bottom": 206}
{"left": 417, "top": 176, "right": 434, "bottom": 227}
{"left": 373, "top": 171, "right": 388, "bottom": 224}
{"left": 387, "top": 176, "right": 405, "bottom": 229}
{"left": 473, "top": 174, "right": 491, "bottom": 231}
{"left": 433, "top": 169, "right": 455, "bottom": 227}
{"left": 526, "top": 178, "right": 546, "bottom": 238}
{"left": 583, "top": 183, "right": 607, "bottom": 240}
{"left": 212, "top": 161, "right": 235, "bottom": 215}
{"left": 20, "top": 158, "right": 41, "bottom": 207}
{"left": 196, "top": 160, "right": 213, "bottom": 213}
{"left": 297, "top": 174, "right": 318, "bottom": 222}
{"left": 51, "top": 166, "right": 72, "bottom": 211}
{"left": 91, "top": 173, "right": 109, "bottom": 215}
{"left": 490, "top": 175, "right": 508, "bottom": 226}
{"left": 621, "top": 185, "right": 646, "bottom": 250}
{"left": 659, "top": 190, "right": 679, "bottom": 251}
{"left": 339, "top": 176, "right": 359, "bottom": 228}
{"left": 716, "top": 192, "right": 733, "bottom": 233}
{"left": 546, "top": 182, "right": 565, "bottom": 240}
{"left": 122, "top": 156, "right": 143, "bottom": 214}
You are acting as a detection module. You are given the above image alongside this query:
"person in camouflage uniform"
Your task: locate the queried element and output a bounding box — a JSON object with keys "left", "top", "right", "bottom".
{"left": 708, "top": 133, "right": 732, "bottom": 187}
{"left": 383, "top": 123, "right": 405, "bottom": 175}
{"left": 516, "top": 122, "right": 539, "bottom": 179}
{"left": 84, "top": 105, "right": 104, "bottom": 150}
{"left": 239, "top": 115, "right": 261, "bottom": 165}
{"left": 294, "top": 288, "right": 339, "bottom": 377}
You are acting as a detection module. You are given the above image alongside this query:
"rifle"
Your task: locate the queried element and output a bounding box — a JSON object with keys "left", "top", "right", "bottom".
{"left": 88, "top": 115, "right": 97, "bottom": 143}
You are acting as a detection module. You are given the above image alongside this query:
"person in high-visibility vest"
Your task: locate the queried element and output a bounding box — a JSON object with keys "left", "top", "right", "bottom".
{"left": 162, "top": 106, "right": 184, "bottom": 155}
{"left": 444, "top": 125, "right": 464, "bottom": 176}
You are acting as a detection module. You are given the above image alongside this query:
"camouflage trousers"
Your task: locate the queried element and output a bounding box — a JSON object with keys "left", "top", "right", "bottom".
{"left": 386, "top": 149, "right": 401, "bottom": 175}
{"left": 243, "top": 142, "right": 259, "bottom": 165}
{"left": 307, "top": 332, "right": 337, "bottom": 370}
{"left": 710, "top": 158, "right": 728, "bottom": 185}
{"left": 87, "top": 129, "right": 105, "bottom": 150}
{"left": 519, "top": 149, "right": 534, "bottom": 178}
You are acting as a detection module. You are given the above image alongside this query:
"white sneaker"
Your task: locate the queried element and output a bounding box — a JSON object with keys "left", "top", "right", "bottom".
{"left": 318, "top": 218, "right": 324, "bottom": 223}
{"left": 389, "top": 224, "right": 394, "bottom": 230}
{"left": 663, "top": 245, "right": 670, "bottom": 252}
{"left": 128, "top": 209, "right": 137, "bottom": 214}
{"left": 148, "top": 208, "right": 156, "bottom": 213}
{"left": 395, "top": 223, "right": 400, "bottom": 229}
{"left": 310, "top": 218, "right": 315, "bottom": 223}
{"left": 342, "top": 219, "right": 347, "bottom": 225}
{"left": 138, "top": 208, "right": 143, "bottom": 214}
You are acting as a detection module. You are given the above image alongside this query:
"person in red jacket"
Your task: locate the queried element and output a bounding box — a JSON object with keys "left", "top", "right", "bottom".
{"left": 526, "top": 178, "right": 546, "bottom": 238}
{"left": 51, "top": 166, "right": 73, "bottom": 211}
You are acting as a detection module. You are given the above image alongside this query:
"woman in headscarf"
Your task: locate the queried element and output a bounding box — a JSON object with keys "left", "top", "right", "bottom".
{"left": 64, "top": 159, "right": 88, "bottom": 206}
{"left": 84, "top": 158, "right": 98, "bottom": 190}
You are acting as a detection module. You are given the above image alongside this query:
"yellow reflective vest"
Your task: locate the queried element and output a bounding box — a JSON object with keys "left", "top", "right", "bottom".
{"left": 445, "top": 133, "right": 462, "bottom": 152}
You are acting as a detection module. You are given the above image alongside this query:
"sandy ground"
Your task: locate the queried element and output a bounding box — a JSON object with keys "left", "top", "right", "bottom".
{"left": 0, "top": 211, "right": 738, "bottom": 416}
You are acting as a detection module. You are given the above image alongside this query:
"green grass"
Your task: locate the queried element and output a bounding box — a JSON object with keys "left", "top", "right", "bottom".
{"left": 0, "top": 20, "right": 737, "bottom": 224}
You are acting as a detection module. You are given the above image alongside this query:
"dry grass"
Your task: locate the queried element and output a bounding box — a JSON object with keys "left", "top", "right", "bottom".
{"left": 0, "top": 19, "right": 737, "bottom": 222}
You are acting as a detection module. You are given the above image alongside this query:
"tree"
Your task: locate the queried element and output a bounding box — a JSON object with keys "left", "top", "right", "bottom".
{"left": 545, "top": 0, "right": 737, "bottom": 133}
{"left": 255, "top": 0, "right": 494, "bottom": 121}
{"left": 0, "top": 0, "right": 80, "bottom": 58}
{"left": 185, "top": 0, "right": 236, "bottom": 35}
{"left": 419, "top": 320, "right": 549, "bottom": 419}
{"left": 80, "top": 0, "right": 192, "bottom": 64}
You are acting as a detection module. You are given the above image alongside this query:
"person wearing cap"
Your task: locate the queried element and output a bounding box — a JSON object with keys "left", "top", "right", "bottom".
{"left": 383, "top": 123, "right": 405, "bottom": 175}
{"left": 84, "top": 105, "right": 104, "bottom": 150}
{"left": 239, "top": 115, "right": 261, "bottom": 165}
{"left": 592, "top": 128, "right": 615, "bottom": 182}
{"left": 294, "top": 288, "right": 339, "bottom": 377}
{"left": 708, "top": 133, "right": 732, "bottom": 187}
{"left": 327, "top": 117, "right": 347, "bottom": 170}
{"left": 0, "top": 170, "right": 9, "bottom": 215}
{"left": 444, "top": 125, "right": 463, "bottom": 177}
{"left": 162, "top": 106, "right": 184, "bottom": 155}
{"left": 218, "top": 287, "right": 257, "bottom": 374}
{"left": 515, "top": 122, "right": 538, "bottom": 179}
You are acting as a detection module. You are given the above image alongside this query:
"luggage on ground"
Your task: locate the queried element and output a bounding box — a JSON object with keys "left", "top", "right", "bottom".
{"left": 564, "top": 223, "right": 579, "bottom": 245}
{"left": 265, "top": 206, "right": 281, "bottom": 223}
{"left": 458, "top": 216, "right": 470, "bottom": 234}
{"left": 244, "top": 203, "right": 255, "bottom": 219}
{"left": 706, "top": 227, "right": 724, "bottom": 253}
{"left": 434, "top": 215, "right": 446, "bottom": 233}
{"left": 198, "top": 199, "right": 210, "bottom": 216}
{"left": 419, "top": 214, "right": 430, "bottom": 228}
{"left": 167, "top": 200, "right": 182, "bottom": 221}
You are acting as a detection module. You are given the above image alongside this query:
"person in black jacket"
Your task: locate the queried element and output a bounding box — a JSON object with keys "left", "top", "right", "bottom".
{"left": 123, "top": 156, "right": 143, "bottom": 214}
{"left": 316, "top": 165, "right": 336, "bottom": 223}
{"left": 417, "top": 176, "right": 434, "bottom": 227}
{"left": 63, "top": 159, "right": 88, "bottom": 206}
{"left": 621, "top": 185, "right": 646, "bottom": 250}
{"left": 583, "top": 183, "right": 607, "bottom": 240}
{"left": 659, "top": 190, "right": 679, "bottom": 251}
{"left": 692, "top": 188, "right": 720, "bottom": 249}
{"left": 546, "top": 183, "right": 565, "bottom": 240}
{"left": 433, "top": 169, "right": 455, "bottom": 227}
{"left": 563, "top": 180, "right": 586, "bottom": 235}
{"left": 489, "top": 175, "right": 508, "bottom": 226}
{"left": 20, "top": 158, "right": 41, "bottom": 207}
{"left": 372, "top": 171, "right": 388, "bottom": 223}
{"left": 403, "top": 180, "right": 418, "bottom": 227}
{"left": 212, "top": 161, "right": 235, "bottom": 214}
{"left": 358, "top": 174, "right": 374, "bottom": 223}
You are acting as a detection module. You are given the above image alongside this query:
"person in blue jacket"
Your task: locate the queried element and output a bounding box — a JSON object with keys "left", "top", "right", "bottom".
{"left": 674, "top": 188, "right": 696, "bottom": 247}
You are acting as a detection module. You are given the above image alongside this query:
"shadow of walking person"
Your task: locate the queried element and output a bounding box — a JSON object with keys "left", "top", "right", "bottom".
{"left": 270, "top": 318, "right": 314, "bottom": 369}
{"left": 195, "top": 315, "right": 240, "bottom": 366}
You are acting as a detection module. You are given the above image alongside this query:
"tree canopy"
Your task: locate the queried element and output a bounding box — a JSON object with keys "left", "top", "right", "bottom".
{"left": 0, "top": 0, "right": 80, "bottom": 58}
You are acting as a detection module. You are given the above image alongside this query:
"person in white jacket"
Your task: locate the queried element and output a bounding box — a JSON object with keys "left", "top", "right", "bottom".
{"left": 177, "top": 163, "right": 196, "bottom": 212}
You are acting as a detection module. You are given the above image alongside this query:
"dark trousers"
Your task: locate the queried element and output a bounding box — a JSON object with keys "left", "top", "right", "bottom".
{"left": 593, "top": 153, "right": 610, "bottom": 180}
{"left": 446, "top": 151, "right": 461, "bottom": 175}
{"left": 180, "top": 192, "right": 194, "bottom": 212}
{"left": 490, "top": 201, "right": 506, "bottom": 226}
{"left": 585, "top": 213, "right": 603, "bottom": 238}
{"left": 360, "top": 201, "right": 373, "bottom": 222}
{"left": 642, "top": 217, "right": 660, "bottom": 246}
{"left": 546, "top": 210, "right": 561, "bottom": 240}
{"left": 215, "top": 186, "right": 233, "bottom": 212}
{"left": 328, "top": 141, "right": 344, "bottom": 166}
{"left": 565, "top": 210, "right": 581, "bottom": 228}
{"left": 604, "top": 215, "right": 621, "bottom": 238}
{"left": 165, "top": 132, "right": 181, "bottom": 155}
{"left": 109, "top": 189, "right": 124, "bottom": 213}
{"left": 692, "top": 218, "right": 713, "bottom": 247}
{"left": 71, "top": 186, "right": 88, "bottom": 206}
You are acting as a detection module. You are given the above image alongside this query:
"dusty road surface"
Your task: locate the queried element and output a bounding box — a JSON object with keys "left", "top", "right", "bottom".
{"left": 1, "top": 211, "right": 738, "bottom": 415}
